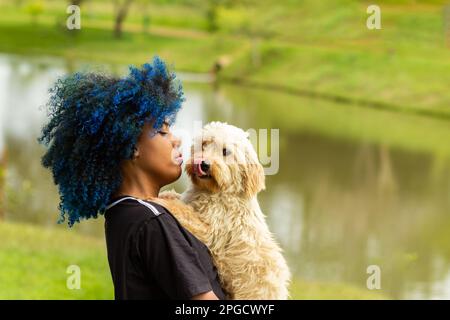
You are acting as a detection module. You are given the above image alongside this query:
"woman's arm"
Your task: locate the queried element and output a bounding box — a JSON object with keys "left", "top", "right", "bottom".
{"left": 139, "top": 216, "right": 217, "bottom": 299}
{"left": 191, "top": 290, "right": 219, "bottom": 300}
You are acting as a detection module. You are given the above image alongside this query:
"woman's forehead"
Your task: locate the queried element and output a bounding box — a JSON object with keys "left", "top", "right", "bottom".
{"left": 143, "top": 120, "right": 170, "bottom": 130}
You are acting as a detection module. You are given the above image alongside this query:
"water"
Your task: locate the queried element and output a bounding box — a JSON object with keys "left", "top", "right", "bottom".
{"left": 1, "top": 53, "right": 449, "bottom": 299}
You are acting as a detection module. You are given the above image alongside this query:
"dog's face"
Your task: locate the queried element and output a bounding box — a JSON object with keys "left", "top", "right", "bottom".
{"left": 185, "top": 122, "right": 265, "bottom": 198}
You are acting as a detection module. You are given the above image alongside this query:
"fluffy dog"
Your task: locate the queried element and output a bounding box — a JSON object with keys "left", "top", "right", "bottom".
{"left": 151, "top": 122, "right": 291, "bottom": 299}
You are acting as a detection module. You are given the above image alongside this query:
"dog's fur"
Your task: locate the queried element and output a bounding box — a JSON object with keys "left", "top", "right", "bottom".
{"left": 151, "top": 122, "right": 291, "bottom": 299}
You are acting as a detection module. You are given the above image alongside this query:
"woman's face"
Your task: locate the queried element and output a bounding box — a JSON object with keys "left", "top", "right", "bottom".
{"left": 133, "top": 121, "right": 183, "bottom": 187}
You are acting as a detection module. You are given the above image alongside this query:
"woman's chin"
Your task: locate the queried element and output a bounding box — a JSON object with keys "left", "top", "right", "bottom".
{"left": 161, "top": 166, "right": 182, "bottom": 186}
{"left": 173, "top": 165, "right": 183, "bottom": 180}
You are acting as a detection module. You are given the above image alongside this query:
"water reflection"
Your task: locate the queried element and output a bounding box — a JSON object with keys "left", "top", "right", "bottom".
{"left": 1, "top": 53, "right": 449, "bottom": 299}
{"left": 264, "top": 133, "right": 450, "bottom": 299}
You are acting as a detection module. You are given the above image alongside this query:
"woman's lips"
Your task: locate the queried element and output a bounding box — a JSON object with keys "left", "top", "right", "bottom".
{"left": 174, "top": 152, "right": 183, "bottom": 166}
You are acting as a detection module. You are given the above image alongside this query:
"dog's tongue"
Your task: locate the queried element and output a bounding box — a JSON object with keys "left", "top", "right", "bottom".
{"left": 196, "top": 163, "right": 207, "bottom": 176}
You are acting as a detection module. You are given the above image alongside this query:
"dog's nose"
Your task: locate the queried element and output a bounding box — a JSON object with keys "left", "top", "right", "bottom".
{"left": 200, "top": 160, "right": 210, "bottom": 173}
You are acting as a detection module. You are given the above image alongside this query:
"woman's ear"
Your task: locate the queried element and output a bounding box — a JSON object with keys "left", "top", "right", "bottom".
{"left": 133, "top": 146, "right": 140, "bottom": 159}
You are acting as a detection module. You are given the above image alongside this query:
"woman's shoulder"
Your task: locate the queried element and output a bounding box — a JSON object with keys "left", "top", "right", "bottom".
{"left": 104, "top": 196, "right": 169, "bottom": 225}
{"left": 105, "top": 197, "right": 186, "bottom": 244}
{"left": 107, "top": 195, "right": 159, "bottom": 211}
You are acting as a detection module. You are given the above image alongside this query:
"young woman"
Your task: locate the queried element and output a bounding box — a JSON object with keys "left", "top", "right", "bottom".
{"left": 38, "top": 57, "right": 226, "bottom": 300}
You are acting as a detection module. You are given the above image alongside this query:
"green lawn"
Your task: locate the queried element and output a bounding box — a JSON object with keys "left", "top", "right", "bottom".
{"left": 0, "top": 21, "right": 242, "bottom": 73}
{"left": 0, "top": 221, "right": 385, "bottom": 299}
{"left": 219, "top": 0, "right": 450, "bottom": 118}
{"left": 0, "top": 221, "right": 113, "bottom": 299}
{"left": 0, "top": 0, "right": 449, "bottom": 118}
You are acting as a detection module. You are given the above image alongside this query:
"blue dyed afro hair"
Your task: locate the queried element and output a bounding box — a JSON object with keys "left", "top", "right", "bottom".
{"left": 38, "top": 56, "right": 184, "bottom": 226}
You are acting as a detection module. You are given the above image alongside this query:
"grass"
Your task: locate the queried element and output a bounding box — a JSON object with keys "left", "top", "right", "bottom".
{"left": 0, "top": 220, "right": 385, "bottom": 299}
{"left": 221, "top": 83, "right": 450, "bottom": 158}
{"left": 0, "top": 0, "right": 442, "bottom": 300}
{"left": 219, "top": 0, "right": 450, "bottom": 117}
{"left": 0, "top": 22, "right": 242, "bottom": 73}
{"left": 0, "top": 221, "right": 113, "bottom": 299}
{"left": 221, "top": 40, "right": 450, "bottom": 118}
{"left": 1, "top": 0, "right": 450, "bottom": 118}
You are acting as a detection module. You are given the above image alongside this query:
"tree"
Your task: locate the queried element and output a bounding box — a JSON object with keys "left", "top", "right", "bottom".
{"left": 24, "top": 0, "right": 44, "bottom": 24}
{"left": 206, "top": 0, "right": 220, "bottom": 32}
{"left": 114, "top": 0, "right": 134, "bottom": 38}
{"left": 69, "top": 0, "right": 83, "bottom": 6}
{"left": 204, "top": 0, "right": 258, "bottom": 33}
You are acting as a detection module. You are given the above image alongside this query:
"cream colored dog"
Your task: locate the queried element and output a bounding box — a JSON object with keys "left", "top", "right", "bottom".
{"left": 151, "top": 122, "right": 291, "bottom": 299}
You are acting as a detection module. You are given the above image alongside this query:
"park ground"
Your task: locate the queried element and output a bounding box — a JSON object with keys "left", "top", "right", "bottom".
{"left": 1, "top": 0, "right": 448, "bottom": 299}
{"left": 0, "top": 221, "right": 386, "bottom": 299}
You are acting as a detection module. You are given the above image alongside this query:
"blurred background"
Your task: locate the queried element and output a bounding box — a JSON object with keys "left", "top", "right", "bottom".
{"left": 0, "top": 0, "right": 450, "bottom": 299}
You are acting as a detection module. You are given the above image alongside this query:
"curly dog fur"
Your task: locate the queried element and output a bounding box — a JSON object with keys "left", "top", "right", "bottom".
{"left": 151, "top": 122, "right": 291, "bottom": 299}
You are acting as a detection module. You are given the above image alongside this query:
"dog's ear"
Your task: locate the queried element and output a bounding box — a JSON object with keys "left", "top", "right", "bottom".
{"left": 243, "top": 162, "right": 266, "bottom": 198}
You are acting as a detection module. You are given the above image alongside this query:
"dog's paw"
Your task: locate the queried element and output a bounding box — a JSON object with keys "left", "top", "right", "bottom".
{"left": 158, "top": 189, "right": 181, "bottom": 200}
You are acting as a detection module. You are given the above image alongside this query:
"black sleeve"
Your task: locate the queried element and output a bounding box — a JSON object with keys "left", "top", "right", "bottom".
{"left": 137, "top": 216, "right": 213, "bottom": 299}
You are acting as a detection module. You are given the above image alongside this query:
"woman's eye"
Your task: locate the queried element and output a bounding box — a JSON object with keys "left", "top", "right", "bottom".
{"left": 223, "top": 148, "right": 231, "bottom": 156}
{"left": 158, "top": 131, "right": 169, "bottom": 136}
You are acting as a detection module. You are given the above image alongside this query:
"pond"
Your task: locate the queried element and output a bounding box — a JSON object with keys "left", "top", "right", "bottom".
{"left": 1, "top": 53, "right": 449, "bottom": 299}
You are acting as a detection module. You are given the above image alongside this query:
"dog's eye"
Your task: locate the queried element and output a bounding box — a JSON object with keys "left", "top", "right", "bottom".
{"left": 223, "top": 148, "right": 231, "bottom": 156}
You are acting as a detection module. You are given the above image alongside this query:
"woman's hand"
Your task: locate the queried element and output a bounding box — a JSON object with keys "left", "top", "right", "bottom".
{"left": 191, "top": 290, "right": 219, "bottom": 300}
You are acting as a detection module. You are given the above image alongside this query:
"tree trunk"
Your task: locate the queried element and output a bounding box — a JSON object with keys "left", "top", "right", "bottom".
{"left": 70, "top": 0, "right": 83, "bottom": 6}
{"left": 114, "top": 0, "right": 133, "bottom": 38}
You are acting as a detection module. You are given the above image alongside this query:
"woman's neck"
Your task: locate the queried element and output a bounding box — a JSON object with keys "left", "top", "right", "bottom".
{"left": 114, "top": 173, "right": 160, "bottom": 200}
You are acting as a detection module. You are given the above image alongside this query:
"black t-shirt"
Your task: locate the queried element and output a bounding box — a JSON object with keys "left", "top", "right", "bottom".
{"left": 104, "top": 195, "right": 226, "bottom": 300}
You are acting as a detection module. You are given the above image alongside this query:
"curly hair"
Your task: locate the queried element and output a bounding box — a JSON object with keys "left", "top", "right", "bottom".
{"left": 38, "top": 56, "right": 184, "bottom": 227}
